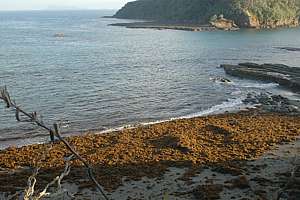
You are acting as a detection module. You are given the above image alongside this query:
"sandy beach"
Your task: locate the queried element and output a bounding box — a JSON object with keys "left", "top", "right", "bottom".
{"left": 0, "top": 110, "right": 299, "bottom": 199}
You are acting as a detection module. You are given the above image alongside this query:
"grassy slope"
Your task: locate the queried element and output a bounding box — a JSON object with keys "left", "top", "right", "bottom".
{"left": 114, "top": 0, "right": 300, "bottom": 27}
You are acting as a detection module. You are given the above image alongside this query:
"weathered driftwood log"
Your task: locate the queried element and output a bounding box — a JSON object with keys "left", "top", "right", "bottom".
{"left": 221, "top": 63, "right": 300, "bottom": 92}
{"left": 0, "top": 86, "right": 109, "bottom": 200}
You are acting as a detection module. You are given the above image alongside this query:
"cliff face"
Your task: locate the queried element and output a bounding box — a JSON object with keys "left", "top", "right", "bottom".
{"left": 114, "top": 0, "right": 300, "bottom": 28}
{"left": 235, "top": 11, "right": 299, "bottom": 28}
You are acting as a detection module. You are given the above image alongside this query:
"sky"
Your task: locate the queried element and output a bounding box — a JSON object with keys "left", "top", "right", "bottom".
{"left": 0, "top": 0, "right": 131, "bottom": 11}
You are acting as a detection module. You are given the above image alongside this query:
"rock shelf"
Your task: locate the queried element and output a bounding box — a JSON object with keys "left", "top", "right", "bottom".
{"left": 222, "top": 63, "right": 300, "bottom": 92}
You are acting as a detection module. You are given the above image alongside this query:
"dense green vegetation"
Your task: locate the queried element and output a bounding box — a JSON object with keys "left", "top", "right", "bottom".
{"left": 114, "top": 0, "right": 300, "bottom": 27}
{"left": 235, "top": 0, "right": 299, "bottom": 23}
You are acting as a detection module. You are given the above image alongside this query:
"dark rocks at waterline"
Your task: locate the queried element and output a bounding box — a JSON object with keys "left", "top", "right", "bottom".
{"left": 210, "top": 16, "right": 240, "bottom": 31}
{"left": 210, "top": 77, "right": 232, "bottom": 84}
{"left": 109, "top": 22, "right": 218, "bottom": 32}
{"left": 275, "top": 47, "right": 300, "bottom": 52}
{"left": 243, "top": 93, "right": 299, "bottom": 114}
{"left": 221, "top": 63, "right": 300, "bottom": 92}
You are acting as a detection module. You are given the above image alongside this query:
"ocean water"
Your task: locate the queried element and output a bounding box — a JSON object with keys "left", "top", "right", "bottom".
{"left": 0, "top": 10, "right": 300, "bottom": 149}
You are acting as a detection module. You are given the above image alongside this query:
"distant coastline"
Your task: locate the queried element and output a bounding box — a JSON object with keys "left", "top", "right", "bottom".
{"left": 112, "top": 0, "right": 300, "bottom": 31}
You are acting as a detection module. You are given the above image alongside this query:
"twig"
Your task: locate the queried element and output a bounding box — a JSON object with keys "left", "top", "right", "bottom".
{"left": 24, "top": 168, "right": 40, "bottom": 200}
{"left": 35, "top": 155, "right": 73, "bottom": 200}
{"left": 23, "top": 155, "right": 74, "bottom": 200}
{"left": 53, "top": 124, "right": 109, "bottom": 199}
{"left": 0, "top": 86, "right": 109, "bottom": 200}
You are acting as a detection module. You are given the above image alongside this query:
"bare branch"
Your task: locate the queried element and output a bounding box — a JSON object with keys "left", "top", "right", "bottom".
{"left": 53, "top": 123, "right": 109, "bottom": 199}
{"left": 0, "top": 86, "right": 110, "bottom": 200}
{"left": 23, "top": 155, "right": 74, "bottom": 200}
{"left": 24, "top": 168, "right": 40, "bottom": 200}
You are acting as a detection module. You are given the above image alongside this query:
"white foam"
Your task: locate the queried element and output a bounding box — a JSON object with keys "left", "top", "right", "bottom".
{"left": 231, "top": 90, "right": 242, "bottom": 95}
{"left": 138, "top": 97, "right": 251, "bottom": 127}
{"left": 235, "top": 82, "right": 279, "bottom": 89}
{"left": 179, "top": 98, "right": 248, "bottom": 119}
{"left": 209, "top": 77, "right": 234, "bottom": 85}
{"left": 4, "top": 98, "right": 250, "bottom": 149}
{"left": 100, "top": 126, "right": 131, "bottom": 134}
{"left": 98, "top": 97, "right": 256, "bottom": 135}
{"left": 140, "top": 119, "right": 169, "bottom": 126}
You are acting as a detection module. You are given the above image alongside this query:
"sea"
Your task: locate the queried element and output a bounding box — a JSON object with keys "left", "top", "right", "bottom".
{"left": 0, "top": 10, "right": 300, "bottom": 149}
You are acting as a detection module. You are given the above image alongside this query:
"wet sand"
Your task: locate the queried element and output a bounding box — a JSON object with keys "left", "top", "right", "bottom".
{"left": 0, "top": 110, "right": 299, "bottom": 199}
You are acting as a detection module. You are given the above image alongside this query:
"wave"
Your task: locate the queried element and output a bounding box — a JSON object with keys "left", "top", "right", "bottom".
{"left": 235, "top": 82, "right": 279, "bottom": 89}
{"left": 179, "top": 97, "right": 250, "bottom": 119}
{"left": 1, "top": 97, "right": 254, "bottom": 150}
{"left": 98, "top": 98, "right": 250, "bottom": 135}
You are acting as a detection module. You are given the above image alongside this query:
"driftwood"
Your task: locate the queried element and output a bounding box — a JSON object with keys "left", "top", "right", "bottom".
{"left": 24, "top": 155, "right": 74, "bottom": 200}
{"left": 0, "top": 86, "right": 109, "bottom": 200}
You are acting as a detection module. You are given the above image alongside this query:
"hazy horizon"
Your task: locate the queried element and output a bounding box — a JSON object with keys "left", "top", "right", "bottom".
{"left": 0, "top": 0, "right": 131, "bottom": 11}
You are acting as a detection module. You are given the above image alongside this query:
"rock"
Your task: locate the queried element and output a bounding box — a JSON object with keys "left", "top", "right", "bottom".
{"left": 210, "top": 77, "right": 232, "bottom": 83}
{"left": 242, "top": 92, "right": 300, "bottom": 114}
{"left": 210, "top": 16, "right": 239, "bottom": 31}
{"left": 238, "top": 10, "right": 260, "bottom": 28}
{"left": 110, "top": 22, "right": 218, "bottom": 32}
{"left": 221, "top": 63, "right": 300, "bottom": 93}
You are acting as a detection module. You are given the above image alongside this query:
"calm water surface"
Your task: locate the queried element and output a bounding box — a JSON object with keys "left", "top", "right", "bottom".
{"left": 0, "top": 10, "right": 300, "bottom": 149}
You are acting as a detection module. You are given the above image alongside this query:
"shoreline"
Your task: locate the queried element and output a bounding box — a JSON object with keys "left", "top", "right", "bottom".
{"left": 0, "top": 96, "right": 251, "bottom": 150}
{"left": 109, "top": 21, "right": 220, "bottom": 32}
{"left": 0, "top": 88, "right": 298, "bottom": 150}
{"left": 1, "top": 80, "right": 298, "bottom": 150}
{"left": 1, "top": 60, "right": 299, "bottom": 198}
{"left": 109, "top": 20, "right": 300, "bottom": 32}
{"left": 0, "top": 109, "right": 299, "bottom": 199}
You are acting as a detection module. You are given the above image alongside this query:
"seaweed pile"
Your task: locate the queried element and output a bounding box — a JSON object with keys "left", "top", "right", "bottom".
{"left": 0, "top": 111, "right": 299, "bottom": 194}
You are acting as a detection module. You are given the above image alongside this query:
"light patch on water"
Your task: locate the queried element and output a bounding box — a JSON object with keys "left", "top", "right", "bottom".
{"left": 234, "top": 82, "right": 279, "bottom": 89}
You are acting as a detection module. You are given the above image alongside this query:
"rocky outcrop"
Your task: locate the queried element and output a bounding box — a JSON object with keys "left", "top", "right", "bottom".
{"left": 110, "top": 22, "right": 217, "bottom": 32}
{"left": 221, "top": 63, "right": 300, "bottom": 92}
{"left": 235, "top": 10, "right": 260, "bottom": 28}
{"left": 259, "top": 18, "right": 299, "bottom": 29}
{"left": 210, "top": 17, "right": 239, "bottom": 31}
{"left": 234, "top": 10, "right": 299, "bottom": 28}
{"left": 243, "top": 93, "right": 299, "bottom": 114}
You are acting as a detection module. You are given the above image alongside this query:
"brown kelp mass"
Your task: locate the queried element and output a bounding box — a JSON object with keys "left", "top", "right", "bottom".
{"left": 0, "top": 111, "right": 299, "bottom": 193}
